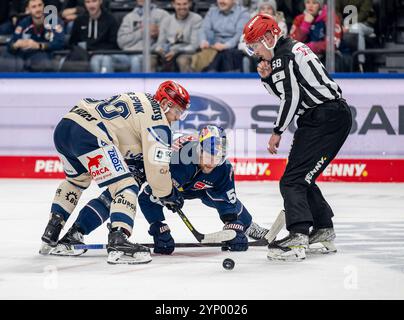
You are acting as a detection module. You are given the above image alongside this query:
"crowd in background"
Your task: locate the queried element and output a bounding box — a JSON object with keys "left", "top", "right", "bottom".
{"left": 0, "top": 0, "right": 379, "bottom": 73}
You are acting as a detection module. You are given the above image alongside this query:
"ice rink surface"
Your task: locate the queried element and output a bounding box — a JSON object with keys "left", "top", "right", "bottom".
{"left": 0, "top": 179, "right": 403, "bottom": 300}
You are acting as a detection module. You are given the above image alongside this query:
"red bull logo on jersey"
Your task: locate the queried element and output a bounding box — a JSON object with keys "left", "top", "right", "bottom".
{"left": 193, "top": 181, "right": 213, "bottom": 190}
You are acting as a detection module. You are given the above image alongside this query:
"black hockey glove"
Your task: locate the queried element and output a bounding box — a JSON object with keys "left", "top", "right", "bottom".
{"left": 148, "top": 221, "right": 175, "bottom": 255}
{"left": 125, "top": 156, "right": 146, "bottom": 186}
{"left": 222, "top": 220, "right": 249, "bottom": 251}
{"left": 159, "top": 187, "right": 184, "bottom": 212}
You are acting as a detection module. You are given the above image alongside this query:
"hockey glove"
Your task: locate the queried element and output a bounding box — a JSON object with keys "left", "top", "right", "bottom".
{"left": 159, "top": 187, "right": 184, "bottom": 212}
{"left": 148, "top": 221, "right": 175, "bottom": 254}
{"left": 125, "top": 156, "right": 146, "bottom": 187}
{"left": 222, "top": 220, "right": 249, "bottom": 251}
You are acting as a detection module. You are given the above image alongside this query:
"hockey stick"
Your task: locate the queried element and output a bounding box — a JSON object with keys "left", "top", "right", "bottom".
{"left": 246, "top": 209, "right": 286, "bottom": 246}
{"left": 72, "top": 240, "right": 265, "bottom": 251}
{"left": 175, "top": 208, "right": 236, "bottom": 244}
{"left": 72, "top": 210, "right": 285, "bottom": 251}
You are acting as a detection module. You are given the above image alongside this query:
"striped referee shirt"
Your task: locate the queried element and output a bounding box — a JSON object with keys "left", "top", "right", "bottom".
{"left": 261, "top": 37, "right": 342, "bottom": 135}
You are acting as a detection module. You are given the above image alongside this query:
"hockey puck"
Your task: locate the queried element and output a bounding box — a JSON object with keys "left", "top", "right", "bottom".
{"left": 222, "top": 258, "right": 235, "bottom": 270}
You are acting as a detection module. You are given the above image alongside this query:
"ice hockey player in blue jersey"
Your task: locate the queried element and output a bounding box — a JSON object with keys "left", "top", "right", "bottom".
{"left": 50, "top": 125, "right": 268, "bottom": 256}
{"left": 142, "top": 125, "right": 254, "bottom": 254}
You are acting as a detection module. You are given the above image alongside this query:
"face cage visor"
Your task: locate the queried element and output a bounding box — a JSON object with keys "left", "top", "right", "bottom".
{"left": 164, "top": 100, "right": 190, "bottom": 121}
{"left": 244, "top": 34, "right": 279, "bottom": 56}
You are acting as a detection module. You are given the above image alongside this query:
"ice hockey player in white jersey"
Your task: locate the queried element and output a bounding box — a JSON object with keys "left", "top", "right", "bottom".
{"left": 39, "top": 80, "right": 191, "bottom": 264}
{"left": 48, "top": 126, "right": 270, "bottom": 257}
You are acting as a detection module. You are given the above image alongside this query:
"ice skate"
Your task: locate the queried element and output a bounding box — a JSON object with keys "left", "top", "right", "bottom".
{"left": 245, "top": 221, "right": 269, "bottom": 240}
{"left": 39, "top": 213, "right": 64, "bottom": 255}
{"left": 50, "top": 223, "right": 87, "bottom": 256}
{"left": 107, "top": 225, "right": 152, "bottom": 265}
{"left": 308, "top": 228, "right": 337, "bottom": 254}
{"left": 267, "top": 233, "right": 308, "bottom": 261}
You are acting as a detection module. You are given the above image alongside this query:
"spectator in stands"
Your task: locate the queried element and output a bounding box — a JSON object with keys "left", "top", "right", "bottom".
{"left": 250, "top": 0, "right": 287, "bottom": 34}
{"left": 193, "top": 0, "right": 250, "bottom": 72}
{"left": 45, "top": 0, "right": 65, "bottom": 10}
{"left": 0, "top": 1, "right": 13, "bottom": 35}
{"left": 248, "top": 0, "right": 304, "bottom": 30}
{"left": 61, "top": 0, "right": 86, "bottom": 34}
{"left": 290, "top": 0, "right": 342, "bottom": 57}
{"left": 0, "top": 0, "right": 64, "bottom": 72}
{"left": 5, "top": 0, "right": 30, "bottom": 30}
{"left": 336, "top": 0, "right": 376, "bottom": 72}
{"left": 69, "top": 0, "right": 119, "bottom": 72}
{"left": 239, "top": 0, "right": 287, "bottom": 73}
{"left": 116, "top": 0, "right": 169, "bottom": 72}
{"left": 154, "top": 0, "right": 202, "bottom": 72}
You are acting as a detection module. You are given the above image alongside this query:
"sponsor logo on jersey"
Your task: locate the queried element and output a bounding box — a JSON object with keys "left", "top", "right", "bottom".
{"left": 65, "top": 191, "right": 78, "bottom": 206}
{"left": 172, "top": 179, "right": 181, "bottom": 189}
{"left": 112, "top": 194, "right": 136, "bottom": 212}
{"left": 272, "top": 70, "right": 286, "bottom": 83}
{"left": 305, "top": 156, "right": 327, "bottom": 184}
{"left": 87, "top": 155, "right": 110, "bottom": 178}
{"left": 193, "top": 181, "right": 213, "bottom": 190}
{"left": 179, "top": 95, "right": 236, "bottom": 131}
{"left": 322, "top": 163, "right": 367, "bottom": 178}
{"left": 172, "top": 134, "right": 198, "bottom": 151}
{"left": 154, "top": 147, "right": 172, "bottom": 163}
{"left": 296, "top": 45, "right": 311, "bottom": 56}
{"left": 70, "top": 106, "right": 97, "bottom": 122}
{"left": 107, "top": 147, "right": 125, "bottom": 172}
{"left": 128, "top": 93, "right": 144, "bottom": 114}
{"left": 146, "top": 93, "right": 163, "bottom": 121}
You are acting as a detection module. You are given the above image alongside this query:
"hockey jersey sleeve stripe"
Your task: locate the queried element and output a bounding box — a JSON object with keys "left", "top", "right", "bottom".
{"left": 307, "top": 60, "right": 340, "bottom": 100}
{"left": 262, "top": 80, "right": 277, "bottom": 96}
{"left": 319, "top": 62, "right": 343, "bottom": 96}
{"left": 312, "top": 58, "right": 341, "bottom": 98}
{"left": 293, "top": 62, "right": 330, "bottom": 104}
{"left": 274, "top": 61, "right": 300, "bottom": 133}
{"left": 302, "top": 86, "right": 324, "bottom": 105}
{"left": 99, "top": 173, "right": 132, "bottom": 188}
{"left": 97, "top": 122, "right": 114, "bottom": 143}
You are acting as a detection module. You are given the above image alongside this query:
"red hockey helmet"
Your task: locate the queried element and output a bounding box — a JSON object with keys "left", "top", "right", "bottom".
{"left": 155, "top": 80, "right": 191, "bottom": 119}
{"left": 242, "top": 14, "right": 282, "bottom": 55}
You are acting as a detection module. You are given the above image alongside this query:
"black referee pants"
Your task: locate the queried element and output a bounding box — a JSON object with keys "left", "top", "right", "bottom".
{"left": 280, "top": 99, "right": 352, "bottom": 234}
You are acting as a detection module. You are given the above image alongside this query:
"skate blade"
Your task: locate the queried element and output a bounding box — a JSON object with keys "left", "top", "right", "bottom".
{"left": 267, "top": 247, "right": 306, "bottom": 262}
{"left": 39, "top": 242, "right": 54, "bottom": 255}
{"left": 307, "top": 242, "right": 337, "bottom": 254}
{"left": 50, "top": 244, "right": 87, "bottom": 257}
{"left": 107, "top": 251, "right": 152, "bottom": 265}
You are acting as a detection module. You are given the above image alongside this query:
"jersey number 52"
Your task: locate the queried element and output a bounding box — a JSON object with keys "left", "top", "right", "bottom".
{"left": 226, "top": 188, "right": 237, "bottom": 204}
